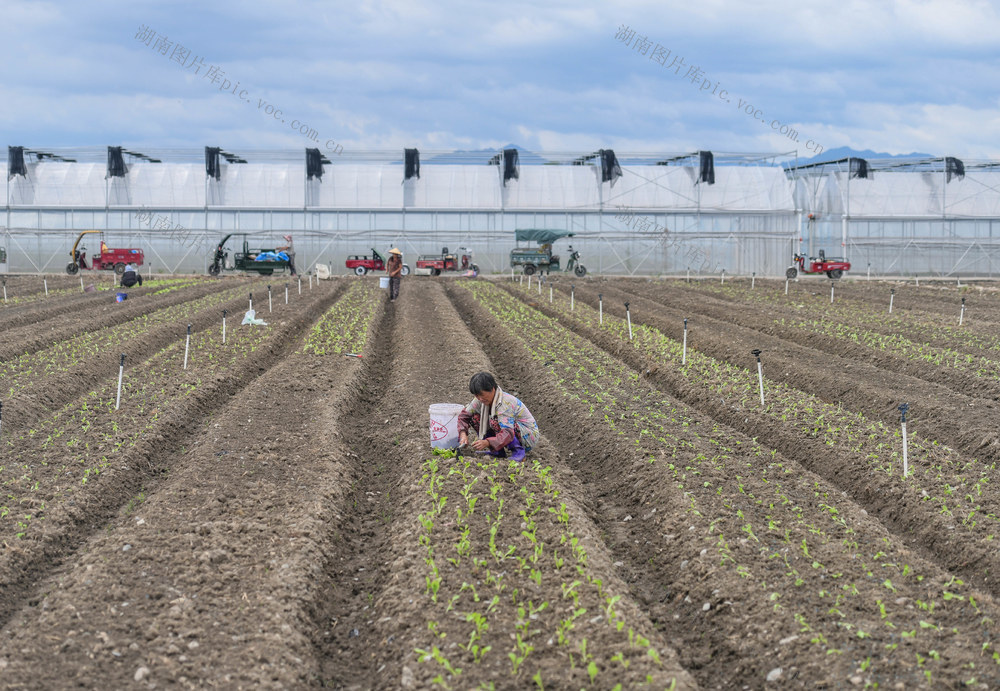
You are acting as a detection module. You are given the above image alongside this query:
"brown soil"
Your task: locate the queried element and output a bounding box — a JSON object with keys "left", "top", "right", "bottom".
{"left": 1, "top": 275, "right": 999, "bottom": 689}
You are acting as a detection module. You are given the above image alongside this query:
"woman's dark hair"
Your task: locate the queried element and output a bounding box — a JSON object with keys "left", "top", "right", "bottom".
{"left": 469, "top": 371, "right": 497, "bottom": 395}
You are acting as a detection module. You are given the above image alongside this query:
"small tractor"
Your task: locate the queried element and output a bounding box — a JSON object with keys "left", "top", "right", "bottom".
{"left": 416, "top": 246, "right": 478, "bottom": 276}
{"left": 345, "top": 248, "right": 410, "bottom": 276}
{"left": 510, "top": 229, "right": 587, "bottom": 277}
{"left": 66, "top": 230, "right": 144, "bottom": 275}
{"left": 786, "top": 250, "right": 851, "bottom": 280}
{"left": 210, "top": 233, "right": 293, "bottom": 276}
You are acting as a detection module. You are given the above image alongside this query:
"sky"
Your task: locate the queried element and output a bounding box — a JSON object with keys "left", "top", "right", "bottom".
{"left": 1, "top": 0, "right": 998, "bottom": 159}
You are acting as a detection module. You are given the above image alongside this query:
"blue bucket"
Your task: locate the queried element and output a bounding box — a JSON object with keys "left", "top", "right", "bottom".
{"left": 115, "top": 292, "right": 128, "bottom": 303}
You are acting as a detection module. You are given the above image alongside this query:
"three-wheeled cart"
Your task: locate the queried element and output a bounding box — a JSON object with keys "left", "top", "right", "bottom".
{"left": 210, "top": 233, "right": 292, "bottom": 276}
{"left": 66, "top": 230, "right": 145, "bottom": 275}
{"left": 345, "top": 248, "right": 410, "bottom": 276}
{"left": 510, "top": 229, "right": 587, "bottom": 277}
{"left": 786, "top": 250, "right": 851, "bottom": 280}
{"left": 416, "top": 247, "right": 477, "bottom": 276}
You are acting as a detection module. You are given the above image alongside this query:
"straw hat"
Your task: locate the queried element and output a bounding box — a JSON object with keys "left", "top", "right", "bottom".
{"left": 389, "top": 248, "right": 402, "bottom": 255}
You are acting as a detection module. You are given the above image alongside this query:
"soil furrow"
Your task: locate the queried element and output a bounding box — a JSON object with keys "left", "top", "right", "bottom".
{"left": 0, "top": 282, "right": 341, "bottom": 633}
{"left": 314, "top": 281, "right": 693, "bottom": 690}
{"left": 0, "top": 282, "right": 378, "bottom": 689}
{"left": 565, "top": 280, "right": 1000, "bottom": 466}
{"left": 505, "top": 281, "right": 1000, "bottom": 601}
{"left": 450, "top": 280, "right": 1000, "bottom": 688}
{"left": 0, "top": 280, "right": 218, "bottom": 363}
{"left": 3, "top": 282, "right": 341, "bottom": 437}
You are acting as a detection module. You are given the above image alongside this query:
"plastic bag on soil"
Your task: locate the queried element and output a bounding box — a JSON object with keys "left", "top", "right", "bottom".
{"left": 241, "top": 309, "right": 268, "bottom": 326}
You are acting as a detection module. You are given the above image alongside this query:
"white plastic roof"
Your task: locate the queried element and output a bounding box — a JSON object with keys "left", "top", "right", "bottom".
{"left": 7, "top": 160, "right": 1000, "bottom": 218}
{"left": 794, "top": 171, "right": 1000, "bottom": 218}
{"left": 6, "top": 160, "right": 795, "bottom": 211}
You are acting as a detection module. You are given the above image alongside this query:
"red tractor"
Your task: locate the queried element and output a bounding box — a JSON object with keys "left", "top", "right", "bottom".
{"left": 416, "top": 246, "right": 477, "bottom": 276}
{"left": 786, "top": 250, "right": 850, "bottom": 280}
{"left": 345, "top": 248, "right": 410, "bottom": 276}
{"left": 66, "top": 230, "right": 145, "bottom": 275}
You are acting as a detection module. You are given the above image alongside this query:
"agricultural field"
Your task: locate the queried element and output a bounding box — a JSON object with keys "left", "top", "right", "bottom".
{"left": 0, "top": 271, "right": 999, "bottom": 689}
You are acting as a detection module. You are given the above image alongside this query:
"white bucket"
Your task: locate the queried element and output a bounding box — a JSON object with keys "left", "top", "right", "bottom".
{"left": 379, "top": 276, "right": 390, "bottom": 289}
{"left": 429, "top": 403, "right": 464, "bottom": 449}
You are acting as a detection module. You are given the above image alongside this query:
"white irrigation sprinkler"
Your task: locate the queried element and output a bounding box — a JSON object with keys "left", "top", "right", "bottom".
{"left": 0, "top": 401, "right": 4, "bottom": 440}
{"left": 720, "top": 269, "right": 725, "bottom": 285}
{"left": 598, "top": 293, "right": 603, "bottom": 324}
{"left": 537, "top": 279, "right": 541, "bottom": 295}
{"left": 183, "top": 324, "right": 192, "bottom": 370}
{"left": 960, "top": 297, "right": 966, "bottom": 326}
{"left": 285, "top": 283, "right": 289, "bottom": 305}
{"left": 527, "top": 274, "right": 531, "bottom": 289}
{"left": 899, "top": 403, "right": 910, "bottom": 477}
{"left": 625, "top": 301, "right": 633, "bottom": 341}
{"left": 222, "top": 310, "right": 228, "bottom": 344}
{"left": 889, "top": 288, "right": 894, "bottom": 314}
{"left": 43, "top": 279, "right": 48, "bottom": 296}
{"left": 549, "top": 285, "right": 552, "bottom": 303}
{"left": 309, "top": 273, "right": 313, "bottom": 290}
{"left": 686, "top": 267, "right": 690, "bottom": 283}
{"left": 751, "top": 272, "right": 756, "bottom": 290}
{"left": 80, "top": 276, "right": 84, "bottom": 292}
{"left": 784, "top": 278, "right": 789, "bottom": 295}
{"left": 830, "top": 281, "right": 835, "bottom": 303}
{"left": 2, "top": 279, "right": 6, "bottom": 303}
{"left": 682, "top": 317, "right": 688, "bottom": 365}
{"left": 249, "top": 292, "right": 253, "bottom": 313}
{"left": 571, "top": 284, "right": 575, "bottom": 311}
{"left": 268, "top": 285, "right": 273, "bottom": 313}
{"left": 915, "top": 275, "right": 919, "bottom": 287}
{"left": 298, "top": 277, "right": 302, "bottom": 295}
{"left": 752, "top": 349, "right": 765, "bottom": 406}
{"left": 511, "top": 267, "right": 515, "bottom": 281}
{"left": 867, "top": 263, "right": 871, "bottom": 281}
{"left": 519, "top": 274, "right": 523, "bottom": 286}
{"left": 115, "top": 354, "right": 125, "bottom": 411}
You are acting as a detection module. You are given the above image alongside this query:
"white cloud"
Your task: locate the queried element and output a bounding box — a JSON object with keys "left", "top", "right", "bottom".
{"left": 0, "top": 0, "right": 997, "bottom": 158}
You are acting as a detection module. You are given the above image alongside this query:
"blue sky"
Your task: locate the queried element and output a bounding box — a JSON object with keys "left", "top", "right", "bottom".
{"left": 1, "top": 0, "right": 998, "bottom": 158}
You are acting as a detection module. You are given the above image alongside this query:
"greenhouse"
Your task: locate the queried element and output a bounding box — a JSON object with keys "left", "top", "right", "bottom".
{"left": 2, "top": 146, "right": 998, "bottom": 277}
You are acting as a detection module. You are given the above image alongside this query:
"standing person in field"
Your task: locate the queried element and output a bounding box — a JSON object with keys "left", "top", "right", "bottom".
{"left": 277, "top": 234, "right": 297, "bottom": 276}
{"left": 386, "top": 247, "right": 403, "bottom": 302}
{"left": 457, "top": 372, "right": 538, "bottom": 462}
